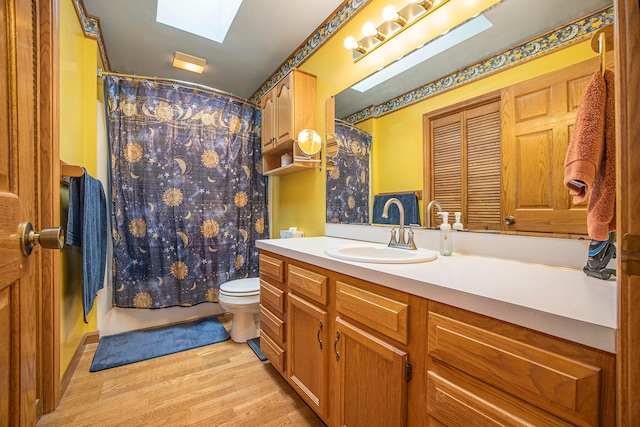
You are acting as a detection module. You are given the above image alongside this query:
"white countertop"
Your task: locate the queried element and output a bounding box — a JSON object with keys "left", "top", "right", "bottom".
{"left": 256, "top": 236, "right": 618, "bottom": 353}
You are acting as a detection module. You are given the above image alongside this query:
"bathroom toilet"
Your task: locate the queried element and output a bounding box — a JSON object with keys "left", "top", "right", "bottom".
{"left": 218, "top": 277, "right": 260, "bottom": 343}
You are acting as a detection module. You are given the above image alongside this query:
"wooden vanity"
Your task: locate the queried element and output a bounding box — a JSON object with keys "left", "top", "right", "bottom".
{"left": 256, "top": 238, "right": 616, "bottom": 426}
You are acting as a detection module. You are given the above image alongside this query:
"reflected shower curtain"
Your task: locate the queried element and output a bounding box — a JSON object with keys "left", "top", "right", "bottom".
{"left": 326, "top": 120, "right": 371, "bottom": 223}
{"left": 105, "top": 77, "right": 268, "bottom": 309}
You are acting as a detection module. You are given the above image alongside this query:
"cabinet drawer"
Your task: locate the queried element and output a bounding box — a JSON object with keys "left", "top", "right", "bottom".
{"left": 428, "top": 312, "right": 601, "bottom": 426}
{"left": 260, "top": 305, "right": 285, "bottom": 343}
{"left": 427, "top": 370, "right": 573, "bottom": 427}
{"left": 336, "top": 281, "right": 409, "bottom": 344}
{"left": 260, "top": 331, "right": 285, "bottom": 374}
{"left": 260, "top": 253, "right": 284, "bottom": 282}
{"left": 288, "top": 264, "right": 327, "bottom": 305}
{"left": 260, "top": 279, "right": 285, "bottom": 314}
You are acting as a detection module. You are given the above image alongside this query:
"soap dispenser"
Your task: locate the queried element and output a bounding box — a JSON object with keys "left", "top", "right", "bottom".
{"left": 437, "top": 212, "right": 452, "bottom": 256}
{"left": 453, "top": 212, "right": 464, "bottom": 230}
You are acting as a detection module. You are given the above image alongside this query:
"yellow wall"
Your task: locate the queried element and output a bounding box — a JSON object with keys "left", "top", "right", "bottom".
{"left": 59, "top": 0, "right": 99, "bottom": 378}
{"left": 276, "top": 0, "right": 600, "bottom": 236}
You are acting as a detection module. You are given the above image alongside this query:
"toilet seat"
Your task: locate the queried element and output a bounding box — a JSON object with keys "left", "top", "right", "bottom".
{"left": 219, "top": 278, "right": 260, "bottom": 297}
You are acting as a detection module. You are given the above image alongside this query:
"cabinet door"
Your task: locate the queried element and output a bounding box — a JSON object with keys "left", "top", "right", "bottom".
{"left": 335, "top": 317, "right": 408, "bottom": 427}
{"left": 275, "top": 72, "right": 294, "bottom": 145}
{"left": 288, "top": 293, "right": 328, "bottom": 418}
{"left": 260, "top": 90, "right": 276, "bottom": 152}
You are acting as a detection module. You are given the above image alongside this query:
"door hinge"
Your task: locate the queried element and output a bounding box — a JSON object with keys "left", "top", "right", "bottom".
{"left": 405, "top": 363, "right": 412, "bottom": 382}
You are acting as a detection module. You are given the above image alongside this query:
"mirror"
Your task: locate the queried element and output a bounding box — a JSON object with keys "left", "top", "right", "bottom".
{"left": 328, "top": 0, "right": 613, "bottom": 233}
{"left": 297, "top": 129, "right": 322, "bottom": 156}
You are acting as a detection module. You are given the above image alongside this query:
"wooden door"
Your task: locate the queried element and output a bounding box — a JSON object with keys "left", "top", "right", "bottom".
{"left": 335, "top": 317, "right": 408, "bottom": 427}
{"left": 287, "top": 292, "right": 328, "bottom": 419}
{"left": 0, "top": 0, "right": 39, "bottom": 424}
{"left": 615, "top": 0, "right": 640, "bottom": 424}
{"left": 501, "top": 58, "right": 605, "bottom": 236}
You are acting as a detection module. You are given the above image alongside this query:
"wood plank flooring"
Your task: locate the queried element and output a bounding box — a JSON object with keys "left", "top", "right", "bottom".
{"left": 37, "top": 314, "right": 325, "bottom": 426}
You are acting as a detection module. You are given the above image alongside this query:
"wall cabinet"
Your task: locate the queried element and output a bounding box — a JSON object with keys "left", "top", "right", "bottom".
{"left": 260, "top": 68, "right": 318, "bottom": 176}
{"left": 258, "top": 251, "right": 615, "bottom": 426}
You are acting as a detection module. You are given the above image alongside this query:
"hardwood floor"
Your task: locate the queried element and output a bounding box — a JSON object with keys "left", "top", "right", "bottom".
{"left": 37, "top": 314, "right": 325, "bottom": 426}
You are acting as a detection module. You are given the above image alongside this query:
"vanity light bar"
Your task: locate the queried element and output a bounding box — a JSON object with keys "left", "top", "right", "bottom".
{"left": 345, "top": 0, "right": 449, "bottom": 62}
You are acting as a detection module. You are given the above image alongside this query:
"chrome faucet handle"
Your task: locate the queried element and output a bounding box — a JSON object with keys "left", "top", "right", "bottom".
{"left": 407, "top": 227, "right": 417, "bottom": 250}
{"left": 389, "top": 226, "right": 398, "bottom": 245}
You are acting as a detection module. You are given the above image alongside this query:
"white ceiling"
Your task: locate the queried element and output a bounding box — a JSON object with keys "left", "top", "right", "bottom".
{"left": 83, "top": 0, "right": 344, "bottom": 99}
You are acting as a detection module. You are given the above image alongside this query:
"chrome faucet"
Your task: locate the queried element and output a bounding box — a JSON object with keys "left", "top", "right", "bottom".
{"left": 382, "top": 198, "right": 417, "bottom": 250}
{"left": 426, "top": 200, "right": 443, "bottom": 228}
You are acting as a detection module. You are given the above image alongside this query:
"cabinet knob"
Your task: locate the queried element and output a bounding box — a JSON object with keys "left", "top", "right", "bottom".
{"left": 504, "top": 215, "right": 516, "bottom": 225}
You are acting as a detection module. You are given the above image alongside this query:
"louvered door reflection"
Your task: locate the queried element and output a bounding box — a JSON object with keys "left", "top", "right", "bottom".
{"left": 428, "top": 99, "right": 501, "bottom": 231}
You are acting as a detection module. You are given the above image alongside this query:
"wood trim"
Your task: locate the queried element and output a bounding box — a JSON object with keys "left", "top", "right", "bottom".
{"left": 615, "top": 0, "right": 640, "bottom": 425}
{"left": 59, "top": 332, "right": 99, "bottom": 400}
{"left": 38, "top": 0, "right": 60, "bottom": 416}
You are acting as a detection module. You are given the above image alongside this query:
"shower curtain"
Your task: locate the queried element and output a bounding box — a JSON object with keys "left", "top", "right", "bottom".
{"left": 105, "top": 76, "right": 268, "bottom": 309}
{"left": 326, "top": 120, "right": 371, "bottom": 224}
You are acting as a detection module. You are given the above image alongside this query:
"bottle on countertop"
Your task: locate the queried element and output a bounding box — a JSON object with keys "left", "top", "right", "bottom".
{"left": 437, "top": 212, "right": 452, "bottom": 256}
{"left": 453, "top": 212, "right": 464, "bottom": 230}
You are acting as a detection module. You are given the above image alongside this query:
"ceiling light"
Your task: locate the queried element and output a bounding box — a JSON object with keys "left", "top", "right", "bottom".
{"left": 173, "top": 52, "right": 206, "bottom": 74}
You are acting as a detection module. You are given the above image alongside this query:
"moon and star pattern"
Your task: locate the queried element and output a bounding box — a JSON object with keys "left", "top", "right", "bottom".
{"left": 326, "top": 121, "right": 371, "bottom": 225}
{"left": 106, "top": 77, "right": 269, "bottom": 309}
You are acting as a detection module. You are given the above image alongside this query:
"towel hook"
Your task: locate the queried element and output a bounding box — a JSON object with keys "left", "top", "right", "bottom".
{"left": 590, "top": 25, "right": 614, "bottom": 75}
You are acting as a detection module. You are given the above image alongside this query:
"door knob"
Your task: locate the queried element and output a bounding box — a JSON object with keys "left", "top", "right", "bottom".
{"left": 19, "top": 222, "right": 64, "bottom": 256}
{"left": 504, "top": 215, "right": 516, "bottom": 225}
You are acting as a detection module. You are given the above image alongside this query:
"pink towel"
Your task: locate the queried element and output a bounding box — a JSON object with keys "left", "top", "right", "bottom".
{"left": 563, "top": 70, "right": 616, "bottom": 241}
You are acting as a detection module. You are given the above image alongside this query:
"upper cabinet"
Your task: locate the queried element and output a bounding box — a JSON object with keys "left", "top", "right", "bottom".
{"left": 260, "top": 68, "right": 317, "bottom": 176}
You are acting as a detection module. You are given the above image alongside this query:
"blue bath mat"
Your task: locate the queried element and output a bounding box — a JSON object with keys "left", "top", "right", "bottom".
{"left": 247, "top": 337, "right": 267, "bottom": 361}
{"left": 90, "top": 317, "right": 230, "bottom": 372}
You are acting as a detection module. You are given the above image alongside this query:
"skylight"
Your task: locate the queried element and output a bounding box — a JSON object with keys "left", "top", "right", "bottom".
{"left": 156, "top": 0, "right": 243, "bottom": 43}
{"left": 351, "top": 15, "right": 493, "bottom": 93}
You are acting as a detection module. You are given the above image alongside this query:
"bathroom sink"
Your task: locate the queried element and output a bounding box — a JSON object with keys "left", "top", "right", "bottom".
{"left": 324, "top": 245, "right": 437, "bottom": 264}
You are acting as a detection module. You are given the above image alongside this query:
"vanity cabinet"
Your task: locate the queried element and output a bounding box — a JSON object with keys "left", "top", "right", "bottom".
{"left": 287, "top": 264, "right": 330, "bottom": 419}
{"left": 258, "top": 249, "right": 615, "bottom": 426}
{"left": 333, "top": 280, "right": 412, "bottom": 427}
{"left": 258, "top": 253, "right": 287, "bottom": 374}
{"left": 426, "top": 301, "right": 615, "bottom": 426}
{"left": 260, "top": 68, "right": 317, "bottom": 176}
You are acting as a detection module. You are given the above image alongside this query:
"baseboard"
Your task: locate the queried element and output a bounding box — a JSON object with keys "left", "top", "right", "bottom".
{"left": 60, "top": 331, "right": 100, "bottom": 398}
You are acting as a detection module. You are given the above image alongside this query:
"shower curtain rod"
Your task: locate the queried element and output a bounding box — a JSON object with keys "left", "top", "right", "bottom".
{"left": 335, "top": 117, "right": 370, "bottom": 134}
{"left": 98, "top": 69, "right": 256, "bottom": 106}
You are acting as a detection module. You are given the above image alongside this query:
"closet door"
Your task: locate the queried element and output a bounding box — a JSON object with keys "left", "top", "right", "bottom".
{"left": 426, "top": 97, "right": 502, "bottom": 231}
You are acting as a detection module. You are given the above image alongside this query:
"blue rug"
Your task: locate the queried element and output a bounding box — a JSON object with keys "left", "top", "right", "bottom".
{"left": 90, "top": 317, "right": 230, "bottom": 372}
{"left": 247, "top": 337, "right": 267, "bottom": 361}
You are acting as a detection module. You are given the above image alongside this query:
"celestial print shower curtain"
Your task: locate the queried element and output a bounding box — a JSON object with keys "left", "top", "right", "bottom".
{"left": 326, "top": 120, "right": 371, "bottom": 224}
{"left": 105, "top": 76, "right": 269, "bottom": 309}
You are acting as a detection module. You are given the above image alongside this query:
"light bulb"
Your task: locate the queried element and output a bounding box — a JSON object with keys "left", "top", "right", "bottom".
{"left": 382, "top": 5, "right": 398, "bottom": 21}
{"left": 344, "top": 36, "right": 358, "bottom": 50}
{"left": 362, "top": 22, "right": 377, "bottom": 37}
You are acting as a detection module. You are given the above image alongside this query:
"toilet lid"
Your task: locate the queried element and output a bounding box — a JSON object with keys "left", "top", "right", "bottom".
{"left": 219, "top": 278, "right": 260, "bottom": 296}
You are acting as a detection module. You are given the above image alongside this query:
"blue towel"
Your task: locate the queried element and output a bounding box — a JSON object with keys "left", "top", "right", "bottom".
{"left": 67, "top": 169, "right": 107, "bottom": 323}
{"left": 372, "top": 194, "right": 421, "bottom": 226}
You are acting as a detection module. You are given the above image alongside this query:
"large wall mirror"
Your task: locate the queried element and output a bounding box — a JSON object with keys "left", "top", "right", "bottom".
{"left": 327, "top": 0, "right": 612, "bottom": 237}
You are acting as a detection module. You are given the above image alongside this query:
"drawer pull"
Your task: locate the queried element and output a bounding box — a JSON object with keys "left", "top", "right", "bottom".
{"left": 317, "top": 320, "right": 324, "bottom": 350}
{"left": 334, "top": 330, "right": 341, "bottom": 361}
